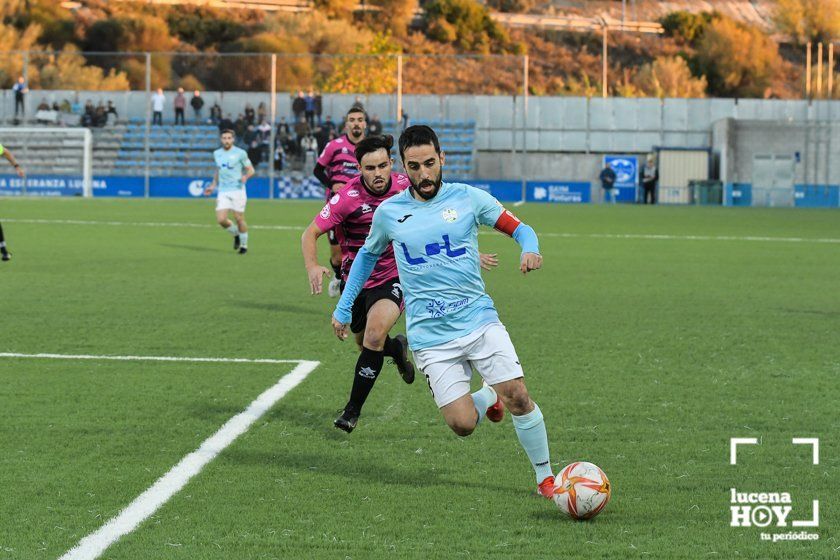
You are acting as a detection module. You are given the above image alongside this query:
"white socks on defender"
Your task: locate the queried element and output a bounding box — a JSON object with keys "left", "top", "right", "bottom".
{"left": 511, "top": 402, "right": 553, "bottom": 483}
{"left": 471, "top": 385, "right": 497, "bottom": 424}
{"left": 239, "top": 232, "right": 248, "bottom": 247}
{"left": 226, "top": 224, "right": 239, "bottom": 236}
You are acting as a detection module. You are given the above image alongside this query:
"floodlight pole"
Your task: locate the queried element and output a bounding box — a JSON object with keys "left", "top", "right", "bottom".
{"left": 817, "top": 42, "right": 824, "bottom": 97}
{"left": 521, "top": 54, "right": 529, "bottom": 202}
{"left": 806, "top": 42, "right": 812, "bottom": 100}
{"left": 829, "top": 43, "right": 834, "bottom": 99}
{"left": 269, "top": 53, "right": 276, "bottom": 199}
{"left": 396, "top": 54, "right": 403, "bottom": 127}
{"left": 602, "top": 22, "right": 609, "bottom": 98}
{"left": 144, "top": 52, "right": 151, "bottom": 198}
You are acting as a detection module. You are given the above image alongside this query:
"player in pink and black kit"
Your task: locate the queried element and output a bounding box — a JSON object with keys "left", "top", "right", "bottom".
{"left": 302, "top": 135, "right": 415, "bottom": 432}
{"left": 313, "top": 104, "right": 367, "bottom": 298}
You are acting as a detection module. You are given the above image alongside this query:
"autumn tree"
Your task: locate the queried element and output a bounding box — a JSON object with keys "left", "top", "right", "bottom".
{"left": 694, "top": 16, "right": 781, "bottom": 97}
{"left": 774, "top": 0, "right": 840, "bottom": 44}
{"left": 633, "top": 56, "right": 707, "bottom": 98}
{"left": 423, "top": 0, "right": 517, "bottom": 54}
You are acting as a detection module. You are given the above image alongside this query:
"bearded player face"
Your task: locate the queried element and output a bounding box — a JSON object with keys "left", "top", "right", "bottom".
{"left": 359, "top": 148, "right": 393, "bottom": 195}
{"left": 402, "top": 143, "right": 446, "bottom": 200}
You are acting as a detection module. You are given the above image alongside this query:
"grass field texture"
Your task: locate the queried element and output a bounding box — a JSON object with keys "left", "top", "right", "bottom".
{"left": 0, "top": 198, "right": 838, "bottom": 559}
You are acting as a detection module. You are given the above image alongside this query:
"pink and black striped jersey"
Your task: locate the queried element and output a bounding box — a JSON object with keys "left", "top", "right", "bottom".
{"left": 314, "top": 172, "right": 411, "bottom": 289}
{"left": 316, "top": 135, "right": 361, "bottom": 199}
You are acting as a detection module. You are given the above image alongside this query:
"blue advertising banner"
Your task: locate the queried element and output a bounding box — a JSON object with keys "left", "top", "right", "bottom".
{"left": 526, "top": 181, "right": 591, "bottom": 203}
{"left": 0, "top": 174, "right": 144, "bottom": 197}
{"left": 469, "top": 180, "right": 522, "bottom": 202}
{"left": 149, "top": 176, "right": 270, "bottom": 199}
{"left": 604, "top": 155, "right": 638, "bottom": 203}
{"left": 275, "top": 176, "right": 327, "bottom": 199}
{"left": 795, "top": 185, "right": 840, "bottom": 208}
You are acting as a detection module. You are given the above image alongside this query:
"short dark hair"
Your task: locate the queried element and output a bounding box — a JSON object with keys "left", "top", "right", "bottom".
{"left": 220, "top": 129, "right": 235, "bottom": 136}
{"left": 346, "top": 103, "right": 366, "bottom": 119}
{"left": 355, "top": 134, "right": 393, "bottom": 164}
{"left": 399, "top": 125, "right": 440, "bottom": 160}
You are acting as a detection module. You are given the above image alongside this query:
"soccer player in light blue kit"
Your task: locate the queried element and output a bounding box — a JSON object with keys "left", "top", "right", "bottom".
{"left": 205, "top": 129, "right": 254, "bottom": 254}
{"left": 332, "top": 125, "right": 556, "bottom": 499}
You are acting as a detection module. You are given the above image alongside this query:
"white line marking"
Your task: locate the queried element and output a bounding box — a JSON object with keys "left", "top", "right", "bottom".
{"left": 792, "top": 437, "right": 820, "bottom": 465}
{"left": 4, "top": 218, "right": 840, "bottom": 244}
{"left": 730, "top": 437, "right": 759, "bottom": 465}
{"left": 57, "top": 359, "right": 320, "bottom": 560}
{"left": 512, "top": 200, "right": 525, "bottom": 207}
{"left": 0, "top": 352, "right": 302, "bottom": 364}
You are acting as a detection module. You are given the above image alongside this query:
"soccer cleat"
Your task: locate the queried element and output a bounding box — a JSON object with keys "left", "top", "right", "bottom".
{"left": 1, "top": 250, "right": 9, "bottom": 262}
{"left": 389, "top": 334, "right": 415, "bottom": 384}
{"left": 327, "top": 277, "right": 341, "bottom": 298}
{"left": 334, "top": 407, "right": 359, "bottom": 433}
{"left": 485, "top": 393, "right": 505, "bottom": 423}
{"left": 233, "top": 235, "right": 241, "bottom": 250}
{"left": 238, "top": 247, "right": 247, "bottom": 255}
{"left": 538, "top": 475, "right": 556, "bottom": 500}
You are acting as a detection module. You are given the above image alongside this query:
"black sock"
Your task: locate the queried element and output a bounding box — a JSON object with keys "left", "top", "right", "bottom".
{"left": 346, "top": 346, "right": 384, "bottom": 414}
{"left": 331, "top": 261, "right": 341, "bottom": 277}
{"left": 382, "top": 336, "right": 401, "bottom": 360}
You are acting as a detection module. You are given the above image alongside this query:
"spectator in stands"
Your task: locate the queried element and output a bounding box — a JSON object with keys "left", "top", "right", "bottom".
{"left": 243, "top": 123, "right": 258, "bottom": 147}
{"left": 51, "top": 101, "right": 60, "bottom": 111}
{"left": 190, "top": 90, "right": 204, "bottom": 123}
{"left": 174, "top": 88, "right": 186, "bottom": 125}
{"left": 82, "top": 100, "right": 95, "bottom": 127}
{"left": 210, "top": 101, "right": 222, "bottom": 125}
{"left": 599, "top": 162, "right": 617, "bottom": 204}
{"left": 292, "top": 91, "right": 305, "bottom": 123}
{"left": 37, "top": 98, "right": 50, "bottom": 111}
{"left": 234, "top": 114, "right": 246, "bottom": 138}
{"left": 368, "top": 113, "right": 382, "bottom": 136}
{"left": 257, "top": 102, "right": 267, "bottom": 125}
{"left": 152, "top": 88, "right": 165, "bottom": 125}
{"left": 301, "top": 131, "right": 318, "bottom": 170}
{"left": 294, "top": 118, "right": 310, "bottom": 156}
{"left": 244, "top": 103, "right": 256, "bottom": 125}
{"left": 71, "top": 94, "right": 82, "bottom": 115}
{"left": 257, "top": 119, "right": 271, "bottom": 141}
{"left": 314, "top": 91, "right": 322, "bottom": 125}
{"left": 274, "top": 144, "right": 285, "bottom": 171}
{"left": 276, "top": 117, "right": 290, "bottom": 139}
{"left": 641, "top": 155, "right": 658, "bottom": 204}
{"left": 314, "top": 124, "right": 329, "bottom": 154}
{"left": 247, "top": 139, "right": 262, "bottom": 168}
{"left": 219, "top": 113, "right": 234, "bottom": 133}
{"left": 59, "top": 99, "right": 71, "bottom": 113}
{"left": 94, "top": 101, "right": 107, "bottom": 127}
{"left": 304, "top": 89, "right": 315, "bottom": 127}
{"left": 322, "top": 115, "right": 336, "bottom": 136}
{"left": 36, "top": 98, "right": 52, "bottom": 124}
{"left": 257, "top": 119, "right": 271, "bottom": 161}
{"left": 106, "top": 100, "right": 119, "bottom": 123}
{"left": 13, "top": 76, "right": 28, "bottom": 120}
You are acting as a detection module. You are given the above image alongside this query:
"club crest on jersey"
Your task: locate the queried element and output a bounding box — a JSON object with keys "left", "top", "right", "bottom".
{"left": 319, "top": 204, "right": 331, "bottom": 219}
{"left": 341, "top": 148, "right": 349, "bottom": 154}
{"left": 347, "top": 189, "right": 359, "bottom": 197}
{"left": 330, "top": 194, "right": 340, "bottom": 205}
{"left": 442, "top": 208, "right": 458, "bottom": 223}
{"left": 361, "top": 203, "right": 373, "bottom": 214}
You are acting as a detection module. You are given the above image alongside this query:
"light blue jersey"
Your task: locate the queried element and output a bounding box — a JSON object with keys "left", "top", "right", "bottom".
{"left": 213, "top": 146, "right": 251, "bottom": 192}
{"left": 334, "top": 182, "right": 539, "bottom": 350}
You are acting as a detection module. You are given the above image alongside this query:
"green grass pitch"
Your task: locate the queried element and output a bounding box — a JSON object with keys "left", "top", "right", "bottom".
{"left": 0, "top": 198, "right": 837, "bottom": 559}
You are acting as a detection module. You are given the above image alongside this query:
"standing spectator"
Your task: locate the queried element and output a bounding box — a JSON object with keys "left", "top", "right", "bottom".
{"left": 71, "top": 93, "right": 82, "bottom": 116}
{"left": 244, "top": 103, "right": 255, "bottom": 125}
{"left": 210, "top": 101, "right": 222, "bottom": 125}
{"left": 292, "top": 91, "right": 306, "bottom": 123}
{"left": 257, "top": 119, "right": 271, "bottom": 161}
{"left": 12, "top": 76, "right": 28, "bottom": 120}
{"left": 151, "top": 88, "right": 165, "bottom": 125}
{"left": 641, "top": 155, "right": 658, "bottom": 204}
{"left": 599, "top": 162, "right": 617, "bottom": 204}
{"left": 322, "top": 115, "right": 336, "bottom": 136}
{"left": 247, "top": 140, "right": 262, "bottom": 169}
{"left": 368, "top": 113, "right": 382, "bottom": 136}
{"left": 257, "top": 102, "right": 267, "bottom": 124}
{"left": 314, "top": 91, "right": 322, "bottom": 125}
{"left": 106, "top": 100, "right": 119, "bottom": 123}
{"left": 293, "top": 118, "right": 310, "bottom": 157}
{"left": 82, "top": 99, "right": 95, "bottom": 127}
{"left": 219, "top": 113, "right": 234, "bottom": 133}
{"left": 276, "top": 116, "right": 290, "bottom": 139}
{"left": 59, "top": 99, "right": 71, "bottom": 113}
{"left": 94, "top": 101, "right": 107, "bottom": 127}
{"left": 174, "top": 88, "right": 186, "bottom": 125}
{"left": 190, "top": 90, "right": 204, "bottom": 123}
{"left": 304, "top": 89, "right": 315, "bottom": 127}
{"left": 301, "top": 132, "right": 318, "bottom": 171}
{"left": 274, "top": 143, "right": 285, "bottom": 171}
{"left": 243, "top": 123, "right": 258, "bottom": 147}
{"left": 234, "top": 114, "right": 247, "bottom": 138}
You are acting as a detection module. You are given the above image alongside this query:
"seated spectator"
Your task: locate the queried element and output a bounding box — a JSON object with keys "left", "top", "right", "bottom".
{"left": 94, "top": 101, "right": 107, "bottom": 127}
{"left": 243, "top": 124, "right": 258, "bottom": 146}
{"left": 71, "top": 96, "right": 82, "bottom": 115}
{"left": 106, "top": 100, "right": 119, "bottom": 121}
{"left": 234, "top": 114, "right": 247, "bottom": 138}
{"left": 51, "top": 101, "right": 60, "bottom": 111}
{"left": 274, "top": 144, "right": 285, "bottom": 172}
{"left": 244, "top": 103, "right": 255, "bottom": 125}
{"left": 368, "top": 114, "right": 383, "bottom": 136}
{"left": 257, "top": 102, "right": 267, "bottom": 124}
{"left": 59, "top": 99, "right": 71, "bottom": 113}
{"left": 322, "top": 115, "right": 336, "bottom": 136}
{"left": 276, "top": 117, "right": 291, "bottom": 138}
{"left": 247, "top": 140, "right": 262, "bottom": 168}
{"left": 37, "top": 98, "right": 50, "bottom": 111}
{"left": 210, "top": 101, "right": 222, "bottom": 125}
{"left": 257, "top": 119, "right": 271, "bottom": 141}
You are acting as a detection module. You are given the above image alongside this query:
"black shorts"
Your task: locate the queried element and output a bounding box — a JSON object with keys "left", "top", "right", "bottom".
{"left": 350, "top": 278, "right": 404, "bottom": 334}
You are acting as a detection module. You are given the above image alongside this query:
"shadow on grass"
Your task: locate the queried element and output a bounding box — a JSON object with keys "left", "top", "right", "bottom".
{"left": 160, "top": 243, "right": 226, "bottom": 254}
{"left": 232, "top": 300, "right": 315, "bottom": 315}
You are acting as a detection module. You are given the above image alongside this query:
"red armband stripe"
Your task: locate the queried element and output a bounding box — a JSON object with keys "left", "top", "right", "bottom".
{"left": 493, "top": 208, "right": 521, "bottom": 237}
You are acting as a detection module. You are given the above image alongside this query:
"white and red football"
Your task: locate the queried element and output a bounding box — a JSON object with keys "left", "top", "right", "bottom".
{"left": 553, "top": 461, "right": 611, "bottom": 520}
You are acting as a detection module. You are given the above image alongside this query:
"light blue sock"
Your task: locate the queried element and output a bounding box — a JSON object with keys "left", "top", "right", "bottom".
{"left": 239, "top": 231, "right": 248, "bottom": 247}
{"left": 511, "top": 402, "right": 553, "bottom": 483}
{"left": 471, "top": 385, "right": 496, "bottom": 425}
{"left": 226, "top": 224, "right": 238, "bottom": 236}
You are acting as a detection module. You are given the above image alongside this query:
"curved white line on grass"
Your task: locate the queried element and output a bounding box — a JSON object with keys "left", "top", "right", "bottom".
{"left": 58, "top": 359, "right": 320, "bottom": 560}
{"left": 3, "top": 218, "right": 839, "bottom": 244}
{"left": 0, "top": 352, "right": 302, "bottom": 364}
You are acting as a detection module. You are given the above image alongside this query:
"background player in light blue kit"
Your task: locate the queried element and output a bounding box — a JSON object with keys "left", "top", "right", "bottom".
{"left": 204, "top": 129, "right": 254, "bottom": 254}
{"left": 332, "top": 125, "right": 556, "bottom": 499}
